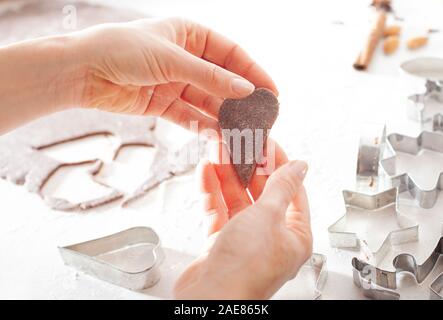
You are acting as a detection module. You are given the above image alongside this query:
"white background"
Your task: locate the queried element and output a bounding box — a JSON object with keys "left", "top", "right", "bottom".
{"left": 1, "top": 0, "right": 443, "bottom": 299}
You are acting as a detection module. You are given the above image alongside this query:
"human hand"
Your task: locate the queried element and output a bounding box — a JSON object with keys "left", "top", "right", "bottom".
{"left": 0, "top": 17, "right": 277, "bottom": 134}
{"left": 72, "top": 17, "right": 277, "bottom": 132}
{"left": 173, "top": 142, "right": 312, "bottom": 299}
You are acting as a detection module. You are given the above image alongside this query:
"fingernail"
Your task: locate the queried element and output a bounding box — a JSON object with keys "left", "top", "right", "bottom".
{"left": 231, "top": 78, "right": 255, "bottom": 96}
{"left": 290, "top": 161, "right": 308, "bottom": 180}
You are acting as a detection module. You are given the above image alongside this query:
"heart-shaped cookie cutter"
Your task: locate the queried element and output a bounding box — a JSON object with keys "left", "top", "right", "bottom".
{"left": 59, "top": 227, "right": 165, "bottom": 290}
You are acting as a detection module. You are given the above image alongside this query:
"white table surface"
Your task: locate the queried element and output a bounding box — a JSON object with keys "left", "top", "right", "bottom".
{"left": 1, "top": 0, "right": 443, "bottom": 299}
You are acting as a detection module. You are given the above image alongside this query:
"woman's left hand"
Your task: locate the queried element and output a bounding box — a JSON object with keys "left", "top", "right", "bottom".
{"left": 73, "top": 17, "right": 278, "bottom": 132}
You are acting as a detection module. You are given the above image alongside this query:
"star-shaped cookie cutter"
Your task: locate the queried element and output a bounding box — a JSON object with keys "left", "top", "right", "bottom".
{"left": 407, "top": 80, "right": 443, "bottom": 123}
{"left": 401, "top": 58, "right": 443, "bottom": 124}
{"left": 328, "top": 188, "right": 418, "bottom": 264}
{"left": 380, "top": 131, "right": 443, "bottom": 209}
{"left": 352, "top": 237, "right": 443, "bottom": 300}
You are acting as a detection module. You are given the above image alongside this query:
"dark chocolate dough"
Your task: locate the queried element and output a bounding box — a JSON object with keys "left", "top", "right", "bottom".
{"left": 218, "top": 88, "right": 279, "bottom": 187}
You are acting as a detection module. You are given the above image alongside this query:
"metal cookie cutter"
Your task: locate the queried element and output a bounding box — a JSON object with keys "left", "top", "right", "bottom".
{"left": 432, "top": 113, "right": 443, "bottom": 133}
{"left": 272, "top": 253, "right": 327, "bottom": 300}
{"left": 309, "top": 253, "right": 328, "bottom": 299}
{"left": 408, "top": 80, "right": 443, "bottom": 123}
{"left": 59, "top": 227, "right": 165, "bottom": 290}
{"left": 353, "top": 237, "right": 443, "bottom": 300}
{"left": 431, "top": 272, "right": 443, "bottom": 299}
{"left": 356, "top": 123, "right": 386, "bottom": 192}
{"left": 328, "top": 188, "right": 418, "bottom": 264}
{"left": 380, "top": 131, "right": 443, "bottom": 209}
{"left": 401, "top": 57, "right": 443, "bottom": 123}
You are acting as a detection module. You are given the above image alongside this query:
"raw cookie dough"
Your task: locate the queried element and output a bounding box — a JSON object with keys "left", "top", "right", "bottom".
{"left": 218, "top": 88, "right": 279, "bottom": 187}
{"left": 122, "top": 138, "right": 209, "bottom": 207}
{"left": 0, "top": 0, "right": 207, "bottom": 211}
{"left": 0, "top": 109, "right": 156, "bottom": 210}
{"left": 0, "top": 0, "right": 146, "bottom": 46}
{"left": 0, "top": 0, "right": 156, "bottom": 211}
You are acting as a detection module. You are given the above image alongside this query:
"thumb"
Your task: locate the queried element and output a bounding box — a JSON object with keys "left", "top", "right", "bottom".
{"left": 171, "top": 49, "right": 255, "bottom": 98}
{"left": 257, "top": 160, "right": 308, "bottom": 216}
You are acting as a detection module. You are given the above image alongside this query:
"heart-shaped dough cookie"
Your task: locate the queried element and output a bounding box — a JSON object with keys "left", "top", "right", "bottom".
{"left": 218, "top": 88, "right": 279, "bottom": 187}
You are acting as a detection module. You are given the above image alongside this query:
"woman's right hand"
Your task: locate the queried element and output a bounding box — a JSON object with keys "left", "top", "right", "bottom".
{"left": 174, "top": 142, "right": 312, "bottom": 299}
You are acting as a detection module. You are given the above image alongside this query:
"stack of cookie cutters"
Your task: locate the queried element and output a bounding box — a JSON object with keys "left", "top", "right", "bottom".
{"left": 329, "top": 123, "right": 407, "bottom": 259}
{"left": 362, "top": 71, "right": 443, "bottom": 297}
{"left": 59, "top": 227, "right": 165, "bottom": 290}
{"left": 354, "top": 130, "right": 443, "bottom": 299}
{"left": 328, "top": 123, "right": 418, "bottom": 294}
{"left": 329, "top": 118, "right": 443, "bottom": 299}
{"left": 352, "top": 58, "right": 443, "bottom": 299}
{"left": 364, "top": 131, "right": 443, "bottom": 299}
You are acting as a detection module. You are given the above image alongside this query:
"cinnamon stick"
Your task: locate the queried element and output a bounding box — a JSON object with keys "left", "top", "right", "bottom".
{"left": 353, "top": 10, "right": 387, "bottom": 70}
{"left": 353, "top": 1, "right": 390, "bottom": 71}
